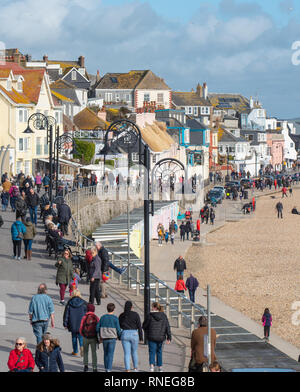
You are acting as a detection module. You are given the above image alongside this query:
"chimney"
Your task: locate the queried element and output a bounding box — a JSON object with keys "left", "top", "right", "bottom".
{"left": 13, "top": 53, "right": 21, "bottom": 64}
{"left": 196, "top": 83, "right": 203, "bottom": 97}
{"left": 26, "top": 54, "right": 32, "bottom": 62}
{"left": 78, "top": 56, "right": 85, "bottom": 68}
{"left": 203, "top": 82, "right": 208, "bottom": 100}
{"left": 96, "top": 70, "right": 100, "bottom": 82}
{"left": 43, "top": 55, "right": 48, "bottom": 62}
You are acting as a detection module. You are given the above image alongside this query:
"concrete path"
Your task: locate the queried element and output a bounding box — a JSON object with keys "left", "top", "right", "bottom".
{"left": 0, "top": 209, "right": 184, "bottom": 373}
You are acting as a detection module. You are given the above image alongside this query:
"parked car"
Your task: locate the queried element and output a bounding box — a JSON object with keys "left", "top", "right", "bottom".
{"left": 212, "top": 186, "right": 226, "bottom": 198}
{"left": 207, "top": 189, "right": 223, "bottom": 204}
{"left": 225, "top": 181, "right": 240, "bottom": 193}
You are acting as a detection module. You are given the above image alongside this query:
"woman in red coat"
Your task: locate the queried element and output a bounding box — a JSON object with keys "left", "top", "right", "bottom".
{"left": 175, "top": 277, "right": 187, "bottom": 294}
{"left": 7, "top": 337, "right": 35, "bottom": 372}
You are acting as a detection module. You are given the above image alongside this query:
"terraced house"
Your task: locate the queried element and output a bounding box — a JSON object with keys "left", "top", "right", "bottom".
{"left": 0, "top": 62, "right": 63, "bottom": 175}
{"left": 91, "top": 70, "right": 172, "bottom": 111}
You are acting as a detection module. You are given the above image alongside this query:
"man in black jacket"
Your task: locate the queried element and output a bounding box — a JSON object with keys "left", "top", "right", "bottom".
{"left": 173, "top": 255, "right": 186, "bottom": 280}
{"left": 57, "top": 201, "right": 72, "bottom": 235}
{"left": 26, "top": 188, "right": 40, "bottom": 225}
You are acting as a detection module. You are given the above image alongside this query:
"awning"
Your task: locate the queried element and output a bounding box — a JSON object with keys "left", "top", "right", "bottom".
{"left": 37, "top": 158, "right": 82, "bottom": 168}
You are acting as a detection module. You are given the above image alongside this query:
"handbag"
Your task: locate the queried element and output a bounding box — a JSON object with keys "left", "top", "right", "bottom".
{"left": 188, "top": 352, "right": 198, "bottom": 372}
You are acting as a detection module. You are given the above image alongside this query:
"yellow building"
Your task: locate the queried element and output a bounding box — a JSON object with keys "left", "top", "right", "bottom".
{"left": 0, "top": 63, "right": 63, "bottom": 176}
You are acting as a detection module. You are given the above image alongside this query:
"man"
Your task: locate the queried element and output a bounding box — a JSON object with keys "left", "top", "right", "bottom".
{"left": 179, "top": 222, "right": 186, "bottom": 241}
{"left": 276, "top": 201, "right": 283, "bottom": 219}
{"left": 57, "top": 200, "right": 72, "bottom": 236}
{"left": 26, "top": 187, "right": 40, "bottom": 225}
{"left": 1, "top": 172, "right": 8, "bottom": 184}
{"left": 28, "top": 283, "right": 55, "bottom": 344}
{"left": 186, "top": 274, "right": 199, "bottom": 303}
{"left": 95, "top": 242, "right": 126, "bottom": 275}
{"left": 191, "top": 316, "right": 217, "bottom": 372}
{"left": 173, "top": 255, "right": 186, "bottom": 280}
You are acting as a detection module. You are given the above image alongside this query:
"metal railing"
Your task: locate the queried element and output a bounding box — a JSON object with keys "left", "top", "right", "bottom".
{"left": 69, "top": 203, "right": 206, "bottom": 334}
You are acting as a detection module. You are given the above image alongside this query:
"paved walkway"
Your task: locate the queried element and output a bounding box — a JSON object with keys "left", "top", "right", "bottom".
{"left": 0, "top": 209, "right": 184, "bottom": 373}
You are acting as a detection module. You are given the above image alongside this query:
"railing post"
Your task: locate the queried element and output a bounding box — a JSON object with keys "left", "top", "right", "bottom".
{"left": 119, "top": 258, "right": 123, "bottom": 285}
{"left": 111, "top": 254, "right": 115, "bottom": 281}
{"left": 190, "top": 305, "right": 195, "bottom": 335}
{"left": 166, "top": 288, "right": 170, "bottom": 319}
{"left": 178, "top": 295, "right": 182, "bottom": 328}
{"left": 155, "top": 281, "right": 159, "bottom": 302}
{"left": 136, "top": 268, "right": 140, "bottom": 296}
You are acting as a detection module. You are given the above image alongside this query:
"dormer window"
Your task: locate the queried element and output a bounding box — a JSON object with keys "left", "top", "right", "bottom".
{"left": 7, "top": 80, "right": 12, "bottom": 91}
{"left": 71, "top": 70, "right": 77, "bottom": 81}
{"left": 59, "top": 68, "right": 62, "bottom": 75}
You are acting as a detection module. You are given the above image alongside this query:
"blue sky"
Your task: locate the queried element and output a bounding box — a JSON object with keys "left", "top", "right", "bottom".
{"left": 0, "top": 0, "right": 300, "bottom": 118}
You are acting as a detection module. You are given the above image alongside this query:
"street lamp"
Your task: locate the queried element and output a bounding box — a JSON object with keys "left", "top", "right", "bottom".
{"left": 24, "top": 113, "right": 56, "bottom": 202}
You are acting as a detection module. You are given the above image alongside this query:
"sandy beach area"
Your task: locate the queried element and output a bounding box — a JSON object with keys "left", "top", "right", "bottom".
{"left": 186, "top": 188, "right": 300, "bottom": 349}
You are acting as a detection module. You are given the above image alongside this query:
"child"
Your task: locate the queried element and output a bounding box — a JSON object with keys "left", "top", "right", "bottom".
{"left": 261, "top": 308, "right": 272, "bottom": 341}
{"left": 170, "top": 231, "right": 175, "bottom": 245}
{"left": 175, "top": 275, "right": 187, "bottom": 294}
{"left": 1, "top": 191, "right": 9, "bottom": 212}
{"left": 69, "top": 268, "right": 81, "bottom": 296}
{"left": 165, "top": 230, "right": 169, "bottom": 244}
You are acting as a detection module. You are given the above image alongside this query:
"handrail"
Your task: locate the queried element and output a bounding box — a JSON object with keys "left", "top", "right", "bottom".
{"left": 68, "top": 192, "right": 206, "bottom": 331}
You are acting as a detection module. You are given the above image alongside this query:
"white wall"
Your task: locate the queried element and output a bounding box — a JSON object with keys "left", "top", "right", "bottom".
{"left": 136, "top": 90, "right": 171, "bottom": 109}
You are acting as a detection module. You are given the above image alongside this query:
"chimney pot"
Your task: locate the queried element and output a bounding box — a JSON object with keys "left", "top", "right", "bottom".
{"left": 78, "top": 56, "right": 85, "bottom": 68}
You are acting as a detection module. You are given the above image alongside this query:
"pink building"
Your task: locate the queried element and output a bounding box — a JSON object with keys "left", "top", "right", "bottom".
{"left": 266, "top": 132, "right": 285, "bottom": 170}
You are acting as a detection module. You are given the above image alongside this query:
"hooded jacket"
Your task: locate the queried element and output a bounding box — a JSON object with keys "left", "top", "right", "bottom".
{"left": 23, "top": 220, "right": 37, "bottom": 240}
{"left": 11, "top": 220, "right": 26, "bottom": 241}
{"left": 142, "top": 311, "right": 171, "bottom": 343}
{"left": 55, "top": 257, "right": 73, "bottom": 285}
{"left": 57, "top": 203, "right": 72, "bottom": 223}
{"left": 35, "top": 345, "right": 64, "bottom": 372}
{"left": 63, "top": 296, "right": 87, "bottom": 333}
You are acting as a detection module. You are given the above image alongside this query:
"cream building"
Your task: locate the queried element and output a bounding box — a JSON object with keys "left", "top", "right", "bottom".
{"left": 0, "top": 63, "right": 63, "bottom": 176}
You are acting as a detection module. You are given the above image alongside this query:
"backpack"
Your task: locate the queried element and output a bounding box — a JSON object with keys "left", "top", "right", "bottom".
{"left": 81, "top": 314, "right": 98, "bottom": 338}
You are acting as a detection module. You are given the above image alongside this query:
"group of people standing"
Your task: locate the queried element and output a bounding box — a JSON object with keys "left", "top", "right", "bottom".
{"left": 200, "top": 204, "right": 215, "bottom": 225}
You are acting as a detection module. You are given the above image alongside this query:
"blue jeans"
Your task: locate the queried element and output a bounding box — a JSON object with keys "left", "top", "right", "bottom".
{"left": 148, "top": 341, "right": 163, "bottom": 367}
{"left": 23, "top": 239, "right": 33, "bottom": 251}
{"left": 32, "top": 320, "right": 49, "bottom": 344}
{"left": 102, "top": 339, "right": 116, "bottom": 371}
{"left": 109, "top": 262, "right": 123, "bottom": 274}
{"left": 121, "top": 330, "right": 139, "bottom": 370}
{"left": 29, "top": 206, "right": 37, "bottom": 225}
{"left": 71, "top": 332, "right": 83, "bottom": 354}
{"left": 177, "top": 271, "right": 184, "bottom": 280}
{"left": 188, "top": 289, "right": 195, "bottom": 303}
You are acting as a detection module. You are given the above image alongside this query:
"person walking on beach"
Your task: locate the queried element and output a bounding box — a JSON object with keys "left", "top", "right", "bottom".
{"left": 261, "top": 308, "right": 272, "bottom": 342}
{"left": 276, "top": 201, "right": 283, "bottom": 219}
{"left": 282, "top": 186, "right": 288, "bottom": 198}
{"left": 179, "top": 222, "right": 186, "bottom": 241}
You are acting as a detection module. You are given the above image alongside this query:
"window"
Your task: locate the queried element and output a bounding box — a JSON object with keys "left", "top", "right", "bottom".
{"left": 157, "top": 93, "right": 163, "bottom": 103}
{"left": 187, "top": 107, "right": 193, "bottom": 114}
{"left": 291, "top": 143, "right": 294, "bottom": 148}
{"left": 17, "top": 80, "right": 22, "bottom": 92}
{"left": 144, "top": 94, "right": 150, "bottom": 102}
{"left": 44, "top": 137, "right": 49, "bottom": 155}
{"left": 194, "top": 107, "right": 198, "bottom": 116}
{"left": 19, "top": 110, "right": 23, "bottom": 123}
{"left": 205, "top": 107, "right": 209, "bottom": 114}
{"left": 152, "top": 155, "right": 157, "bottom": 164}
{"left": 24, "top": 160, "right": 30, "bottom": 175}
{"left": 19, "top": 138, "right": 24, "bottom": 151}
{"left": 131, "top": 153, "right": 139, "bottom": 162}
{"left": 7, "top": 80, "right": 12, "bottom": 91}
{"left": 36, "top": 137, "right": 42, "bottom": 155}
{"left": 115, "top": 93, "right": 120, "bottom": 102}
{"left": 71, "top": 70, "right": 77, "bottom": 81}
{"left": 16, "top": 161, "right": 22, "bottom": 174}
{"left": 125, "top": 94, "right": 130, "bottom": 102}
{"left": 55, "top": 111, "right": 59, "bottom": 123}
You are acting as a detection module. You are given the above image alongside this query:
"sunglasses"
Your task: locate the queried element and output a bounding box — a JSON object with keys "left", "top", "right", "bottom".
{"left": 15, "top": 343, "right": 24, "bottom": 346}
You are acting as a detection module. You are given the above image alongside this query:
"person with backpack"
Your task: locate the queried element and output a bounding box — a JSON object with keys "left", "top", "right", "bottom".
{"left": 96, "top": 303, "right": 122, "bottom": 372}
{"left": 79, "top": 303, "right": 99, "bottom": 372}
{"left": 142, "top": 302, "right": 171, "bottom": 372}
{"left": 9, "top": 183, "right": 19, "bottom": 212}
{"left": 11, "top": 217, "right": 26, "bottom": 260}
{"left": 261, "top": 308, "right": 272, "bottom": 342}
{"left": 63, "top": 289, "right": 87, "bottom": 357}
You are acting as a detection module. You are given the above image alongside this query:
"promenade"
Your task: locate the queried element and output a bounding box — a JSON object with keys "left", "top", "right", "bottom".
{"left": 0, "top": 209, "right": 184, "bottom": 373}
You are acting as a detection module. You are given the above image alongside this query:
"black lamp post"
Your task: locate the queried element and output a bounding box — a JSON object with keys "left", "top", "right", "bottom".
{"left": 54, "top": 132, "right": 79, "bottom": 196}
{"left": 24, "top": 113, "right": 56, "bottom": 202}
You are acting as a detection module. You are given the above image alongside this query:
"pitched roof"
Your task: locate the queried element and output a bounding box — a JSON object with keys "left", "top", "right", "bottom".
{"left": 94, "top": 70, "right": 171, "bottom": 91}
{"left": 73, "top": 107, "right": 107, "bottom": 130}
{"left": 0, "top": 69, "right": 11, "bottom": 78}
{"left": 0, "top": 84, "right": 31, "bottom": 105}
{"left": 140, "top": 121, "right": 175, "bottom": 152}
{"left": 51, "top": 90, "right": 74, "bottom": 103}
{"left": 209, "top": 93, "right": 251, "bottom": 112}
{"left": 50, "top": 79, "right": 76, "bottom": 89}
{"left": 172, "top": 92, "right": 212, "bottom": 107}
{"left": 219, "top": 128, "right": 247, "bottom": 143}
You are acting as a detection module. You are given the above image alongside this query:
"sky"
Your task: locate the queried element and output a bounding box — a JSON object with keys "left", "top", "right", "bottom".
{"left": 0, "top": 0, "right": 300, "bottom": 118}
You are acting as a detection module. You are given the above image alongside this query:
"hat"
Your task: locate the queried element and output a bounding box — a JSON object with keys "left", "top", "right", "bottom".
{"left": 87, "top": 304, "right": 95, "bottom": 312}
{"left": 42, "top": 332, "right": 52, "bottom": 340}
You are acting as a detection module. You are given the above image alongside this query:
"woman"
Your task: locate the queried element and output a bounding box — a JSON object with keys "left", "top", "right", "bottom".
{"left": 261, "top": 308, "right": 272, "bottom": 341}
{"left": 55, "top": 248, "right": 74, "bottom": 306}
{"left": 7, "top": 337, "right": 35, "bottom": 372}
{"left": 142, "top": 302, "right": 171, "bottom": 372}
{"left": 35, "top": 172, "right": 42, "bottom": 193}
{"left": 11, "top": 217, "right": 26, "bottom": 260}
{"left": 88, "top": 246, "right": 102, "bottom": 306}
{"left": 23, "top": 217, "right": 36, "bottom": 260}
{"left": 9, "top": 183, "right": 19, "bottom": 212}
{"left": 15, "top": 191, "right": 27, "bottom": 223}
{"left": 63, "top": 289, "right": 87, "bottom": 356}
{"left": 119, "top": 301, "right": 143, "bottom": 372}
{"left": 35, "top": 333, "right": 64, "bottom": 372}
{"left": 175, "top": 276, "right": 187, "bottom": 294}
